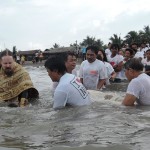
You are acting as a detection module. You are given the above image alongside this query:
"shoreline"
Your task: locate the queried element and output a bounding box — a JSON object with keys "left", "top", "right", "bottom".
{"left": 22, "top": 59, "right": 82, "bottom": 67}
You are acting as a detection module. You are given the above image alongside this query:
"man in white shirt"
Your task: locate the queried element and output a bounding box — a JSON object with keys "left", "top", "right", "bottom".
{"left": 79, "top": 46, "right": 107, "bottom": 90}
{"left": 122, "top": 58, "right": 150, "bottom": 106}
{"left": 52, "top": 52, "right": 77, "bottom": 95}
{"left": 45, "top": 56, "right": 91, "bottom": 109}
{"left": 107, "top": 44, "right": 124, "bottom": 82}
{"left": 105, "top": 42, "right": 112, "bottom": 59}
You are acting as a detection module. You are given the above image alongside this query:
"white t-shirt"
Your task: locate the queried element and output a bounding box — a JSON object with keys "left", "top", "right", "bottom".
{"left": 16, "top": 56, "right": 20, "bottom": 61}
{"left": 79, "top": 59, "right": 107, "bottom": 90}
{"left": 107, "top": 54, "right": 123, "bottom": 66}
{"left": 105, "top": 48, "right": 112, "bottom": 59}
{"left": 127, "top": 73, "right": 150, "bottom": 105}
{"left": 53, "top": 73, "right": 91, "bottom": 109}
{"left": 141, "top": 47, "right": 149, "bottom": 53}
{"left": 104, "top": 62, "right": 114, "bottom": 77}
{"left": 134, "top": 51, "right": 144, "bottom": 59}
{"left": 104, "top": 62, "right": 114, "bottom": 85}
{"left": 51, "top": 69, "right": 77, "bottom": 95}
{"left": 107, "top": 54, "right": 124, "bottom": 79}
{"left": 141, "top": 58, "right": 150, "bottom": 66}
{"left": 141, "top": 58, "right": 150, "bottom": 75}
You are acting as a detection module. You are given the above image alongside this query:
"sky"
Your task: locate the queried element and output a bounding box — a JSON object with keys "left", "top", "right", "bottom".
{"left": 0, "top": 0, "right": 150, "bottom": 51}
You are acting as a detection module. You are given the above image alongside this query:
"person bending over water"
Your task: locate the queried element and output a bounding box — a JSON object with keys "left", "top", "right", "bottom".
{"left": 45, "top": 56, "right": 91, "bottom": 109}
{"left": 122, "top": 58, "right": 150, "bottom": 106}
{"left": 52, "top": 52, "right": 77, "bottom": 95}
{"left": 0, "top": 50, "right": 39, "bottom": 107}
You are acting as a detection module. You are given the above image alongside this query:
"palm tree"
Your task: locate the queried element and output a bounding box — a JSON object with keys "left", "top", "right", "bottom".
{"left": 139, "top": 25, "right": 150, "bottom": 43}
{"left": 80, "top": 36, "right": 96, "bottom": 46}
{"left": 124, "top": 31, "right": 139, "bottom": 45}
{"left": 80, "top": 36, "right": 104, "bottom": 48}
{"left": 94, "top": 39, "right": 104, "bottom": 48}
{"left": 109, "top": 34, "right": 123, "bottom": 48}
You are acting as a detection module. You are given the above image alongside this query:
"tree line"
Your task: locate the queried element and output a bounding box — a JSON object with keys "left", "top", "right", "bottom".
{"left": 50, "top": 25, "right": 150, "bottom": 50}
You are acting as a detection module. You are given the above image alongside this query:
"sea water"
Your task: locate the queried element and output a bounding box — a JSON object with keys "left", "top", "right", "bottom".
{"left": 0, "top": 66, "right": 150, "bottom": 150}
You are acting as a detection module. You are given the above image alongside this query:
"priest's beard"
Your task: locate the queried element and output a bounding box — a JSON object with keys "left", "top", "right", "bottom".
{"left": 4, "top": 68, "right": 14, "bottom": 77}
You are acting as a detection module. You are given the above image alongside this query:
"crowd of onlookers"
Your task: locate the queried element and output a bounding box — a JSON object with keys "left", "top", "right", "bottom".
{"left": 80, "top": 42, "right": 150, "bottom": 87}
{"left": 46, "top": 42, "right": 150, "bottom": 108}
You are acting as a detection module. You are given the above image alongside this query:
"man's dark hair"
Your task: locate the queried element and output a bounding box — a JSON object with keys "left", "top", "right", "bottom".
{"left": 110, "top": 43, "right": 119, "bottom": 50}
{"left": 124, "top": 58, "right": 143, "bottom": 71}
{"left": 125, "top": 48, "right": 134, "bottom": 56}
{"left": 62, "top": 51, "right": 76, "bottom": 62}
{"left": 130, "top": 42, "right": 138, "bottom": 47}
{"left": 44, "top": 56, "right": 67, "bottom": 74}
{"left": 0, "top": 49, "right": 13, "bottom": 59}
{"left": 86, "top": 45, "right": 99, "bottom": 55}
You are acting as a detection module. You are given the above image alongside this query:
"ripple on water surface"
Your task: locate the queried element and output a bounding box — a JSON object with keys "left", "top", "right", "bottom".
{"left": 0, "top": 66, "right": 150, "bottom": 150}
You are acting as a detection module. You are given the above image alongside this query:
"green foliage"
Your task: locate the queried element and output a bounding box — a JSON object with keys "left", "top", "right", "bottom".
{"left": 80, "top": 35, "right": 103, "bottom": 48}
{"left": 49, "top": 25, "right": 150, "bottom": 50}
{"left": 109, "top": 34, "right": 123, "bottom": 48}
{"left": 124, "top": 25, "right": 150, "bottom": 45}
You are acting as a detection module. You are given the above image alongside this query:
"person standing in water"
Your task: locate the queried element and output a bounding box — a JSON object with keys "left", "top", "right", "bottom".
{"left": 0, "top": 50, "right": 39, "bottom": 107}
{"left": 122, "top": 58, "right": 150, "bottom": 106}
{"left": 51, "top": 52, "right": 77, "bottom": 95}
{"left": 79, "top": 45, "right": 107, "bottom": 90}
{"left": 45, "top": 55, "right": 91, "bottom": 109}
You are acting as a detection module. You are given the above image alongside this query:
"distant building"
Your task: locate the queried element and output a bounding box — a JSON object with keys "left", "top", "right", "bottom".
{"left": 13, "top": 47, "right": 78, "bottom": 61}
{"left": 18, "top": 50, "right": 40, "bottom": 61}
{"left": 43, "top": 47, "right": 76, "bottom": 59}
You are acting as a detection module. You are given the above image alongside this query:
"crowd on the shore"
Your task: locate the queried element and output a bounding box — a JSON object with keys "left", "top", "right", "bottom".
{"left": 12, "top": 50, "right": 44, "bottom": 65}
{"left": 0, "top": 42, "right": 150, "bottom": 108}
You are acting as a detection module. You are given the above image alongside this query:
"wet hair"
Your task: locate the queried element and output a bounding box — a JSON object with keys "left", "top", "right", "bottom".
{"left": 44, "top": 56, "right": 67, "bottom": 74}
{"left": 62, "top": 51, "right": 76, "bottom": 62}
{"left": 110, "top": 43, "right": 119, "bottom": 51}
{"left": 86, "top": 45, "right": 99, "bottom": 55}
{"left": 125, "top": 48, "right": 134, "bottom": 56}
{"left": 124, "top": 58, "right": 143, "bottom": 71}
{"left": 0, "top": 49, "right": 13, "bottom": 59}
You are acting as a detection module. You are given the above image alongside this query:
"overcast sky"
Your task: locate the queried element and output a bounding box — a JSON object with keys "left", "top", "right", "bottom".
{"left": 0, "top": 0, "right": 150, "bottom": 51}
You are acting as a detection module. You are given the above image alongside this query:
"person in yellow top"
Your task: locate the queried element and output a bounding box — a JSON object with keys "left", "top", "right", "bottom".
{"left": 0, "top": 49, "right": 39, "bottom": 107}
{"left": 21, "top": 55, "right": 25, "bottom": 65}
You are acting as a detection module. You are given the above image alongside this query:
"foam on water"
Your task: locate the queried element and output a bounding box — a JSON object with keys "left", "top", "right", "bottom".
{"left": 88, "top": 90, "right": 124, "bottom": 106}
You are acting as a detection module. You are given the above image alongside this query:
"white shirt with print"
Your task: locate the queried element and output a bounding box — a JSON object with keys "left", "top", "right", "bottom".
{"left": 107, "top": 54, "right": 124, "bottom": 79}
{"left": 53, "top": 73, "right": 91, "bottom": 109}
{"left": 79, "top": 59, "right": 107, "bottom": 90}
